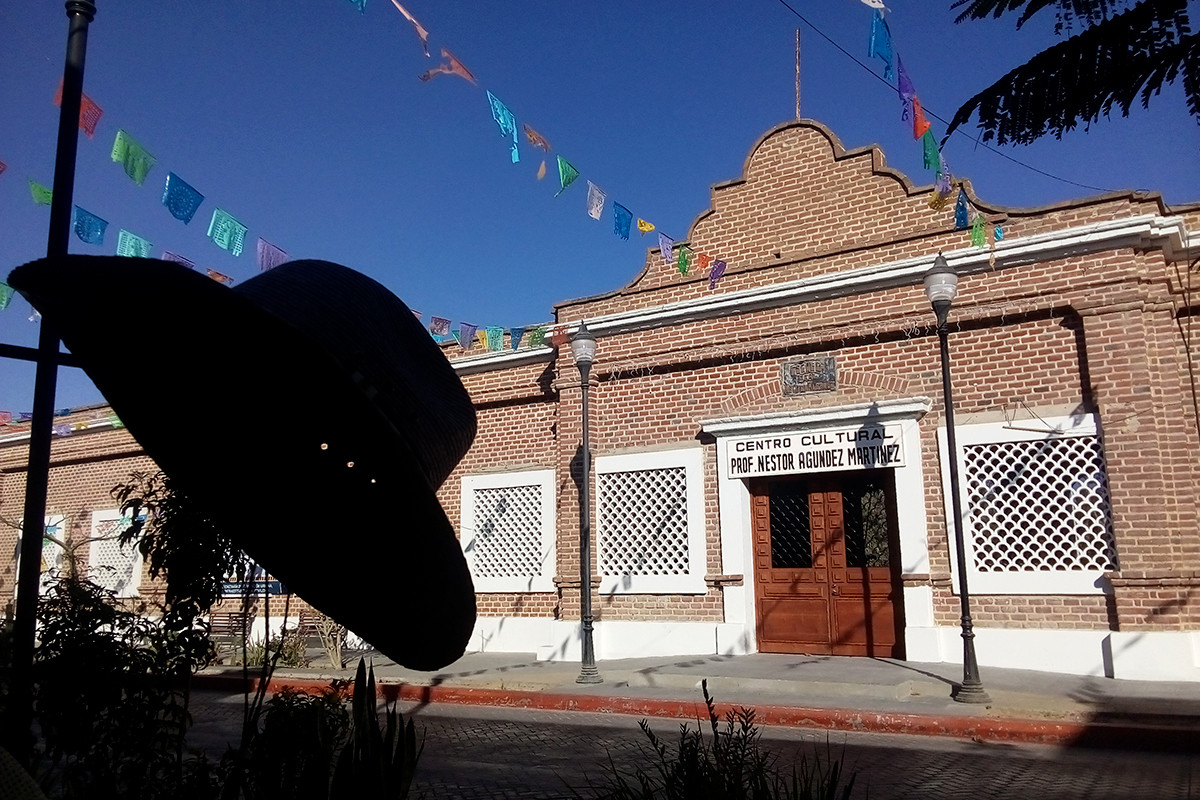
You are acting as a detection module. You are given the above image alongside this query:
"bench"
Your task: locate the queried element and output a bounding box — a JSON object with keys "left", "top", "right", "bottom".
{"left": 207, "top": 610, "right": 252, "bottom": 643}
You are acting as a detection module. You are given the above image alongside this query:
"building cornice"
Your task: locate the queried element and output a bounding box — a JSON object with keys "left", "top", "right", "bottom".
{"left": 0, "top": 416, "right": 123, "bottom": 447}
{"left": 451, "top": 346, "right": 556, "bottom": 376}
{"left": 451, "top": 214, "right": 1189, "bottom": 377}
{"left": 699, "top": 398, "right": 934, "bottom": 436}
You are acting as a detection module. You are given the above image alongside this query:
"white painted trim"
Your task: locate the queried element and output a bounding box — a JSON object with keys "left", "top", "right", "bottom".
{"left": 455, "top": 216, "right": 1190, "bottom": 376}
{"left": 460, "top": 469, "right": 557, "bottom": 593}
{"left": 715, "top": 435, "right": 757, "bottom": 653}
{"left": 715, "top": 437, "right": 750, "bottom": 625}
{"left": 451, "top": 346, "right": 555, "bottom": 376}
{"left": 247, "top": 616, "right": 301, "bottom": 645}
{"left": 526, "top": 619, "right": 751, "bottom": 662}
{"left": 584, "top": 216, "right": 1189, "bottom": 339}
{"left": 87, "top": 509, "right": 144, "bottom": 598}
{"left": 705, "top": 399, "right": 936, "bottom": 658}
{"left": 465, "top": 619, "right": 1199, "bottom": 682}
{"left": 1109, "top": 631, "right": 1200, "bottom": 681}
{"left": 0, "top": 416, "right": 124, "bottom": 445}
{"left": 701, "top": 398, "right": 934, "bottom": 435}
{"left": 936, "top": 413, "right": 1112, "bottom": 595}
{"left": 937, "top": 626, "right": 1200, "bottom": 682}
{"left": 469, "top": 616, "right": 557, "bottom": 655}
{"left": 594, "top": 447, "right": 708, "bottom": 595}
{"left": 14, "top": 515, "right": 66, "bottom": 600}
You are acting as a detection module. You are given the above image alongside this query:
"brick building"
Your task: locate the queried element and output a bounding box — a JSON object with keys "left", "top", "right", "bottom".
{"left": 4, "top": 120, "right": 1199, "bottom": 680}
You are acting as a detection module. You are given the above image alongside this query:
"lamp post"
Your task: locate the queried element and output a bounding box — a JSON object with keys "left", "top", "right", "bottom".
{"left": 4, "top": 0, "right": 98, "bottom": 761}
{"left": 924, "top": 253, "right": 991, "bottom": 705}
{"left": 570, "top": 321, "right": 602, "bottom": 684}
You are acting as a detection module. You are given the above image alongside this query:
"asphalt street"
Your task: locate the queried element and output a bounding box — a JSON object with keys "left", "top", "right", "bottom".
{"left": 187, "top": 689, "right": 1197, "bottom": 799}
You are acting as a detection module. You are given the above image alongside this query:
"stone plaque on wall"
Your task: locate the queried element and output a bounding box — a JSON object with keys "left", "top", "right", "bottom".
{"left": 781, "top": 355, "right": 836, "bottom": 395}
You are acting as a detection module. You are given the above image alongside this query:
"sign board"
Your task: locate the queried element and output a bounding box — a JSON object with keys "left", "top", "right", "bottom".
{"left": 220, "top": 579, "right": 285, "bottom": 596}
{"left": 724, "top": 423, "right": 905, "bottom": 479}
{"left": 781, "top": 355, "right": 836, "bottom": 395}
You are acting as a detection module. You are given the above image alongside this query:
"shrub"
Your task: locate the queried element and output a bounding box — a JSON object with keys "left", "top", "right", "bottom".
{"left": 581, "top": 680, "right": 859, "bottom": 800}
{"left": 231, "top": 685, "right": 350, "bottom": 800}
{"left": 28, "top": 575, "right": 216, "bottom": 799}
{"left": 329, "top": 659, "right": 423, "bottom": 798}
{"left": 226, "top": 659, "right": 422, "bottom": 800}
{"left": 242, "top": 629, "right": 310, "bottom": 669}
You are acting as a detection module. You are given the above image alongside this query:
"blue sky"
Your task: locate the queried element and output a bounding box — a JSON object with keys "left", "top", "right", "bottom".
{"left": 1, "top": 0, "right": 1197, "bottom": 414}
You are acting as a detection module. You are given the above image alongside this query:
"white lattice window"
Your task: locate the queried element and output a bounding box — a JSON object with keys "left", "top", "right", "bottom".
{"left": 88, "top": 510, "right": 144, "bottom": 598}
{"left": 460, "top": 470, "right": 555, "bottom": 592}
{"left": 14, "top": 515, "right": 67, "bottom": 598}
{"left": 596, "top": 447, "right": 707, "bottom": 594}
{"left": 938, "top": 414, "right": 1117, "bottom": 594}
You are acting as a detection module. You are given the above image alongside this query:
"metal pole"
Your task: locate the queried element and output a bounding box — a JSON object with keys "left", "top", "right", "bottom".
{"left": 938, "top": 323, "right": 991, "bottom": 704}
{"left": 4, "top": 0, "right": 97, "bottom": 761}
{"left": 576, "top": 361, "right": 601, "bottom": 684}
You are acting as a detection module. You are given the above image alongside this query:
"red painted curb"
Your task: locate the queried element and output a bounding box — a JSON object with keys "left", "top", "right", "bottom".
{"left": 192, "top": 673, "right": 1192, "bottom": 752}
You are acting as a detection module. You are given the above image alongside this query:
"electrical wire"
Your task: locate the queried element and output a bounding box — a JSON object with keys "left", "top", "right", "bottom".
{"left": 773, "top": 0, "right": 1127, "bottom": 194}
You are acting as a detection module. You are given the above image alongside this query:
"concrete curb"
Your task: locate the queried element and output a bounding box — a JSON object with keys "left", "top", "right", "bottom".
{"left": 191, "top": 673, "right": 1192, "bottom": 753}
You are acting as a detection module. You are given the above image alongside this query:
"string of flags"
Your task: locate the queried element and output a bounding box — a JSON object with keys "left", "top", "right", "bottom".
{"left": 382, "top": 0, "right": 1009, "bottom": 351}
{"left": 0, "top": 82, "right": 295, "bottom": 317}
{"left": 3, "top": 1, "right": 1011, "bottom": 353}
{"left": 422, "top": 315, "right": 560, "bottom": 352}
{"left": 0, "top": 405, "right": 124, "bottom": 436}
{"left": 369, "top": 0, "right": 747, "bottom": 351}
{"left": 858, "top": 0, "right": 1003, "bottom": 246}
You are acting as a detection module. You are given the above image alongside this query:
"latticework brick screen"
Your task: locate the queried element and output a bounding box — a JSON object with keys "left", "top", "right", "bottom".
{"left": 964, "top": 436, "right": 1117, "bottom": 573}
{"left": 469, "top": 484, "right": 544, "bottom": 579}
{"left": 88, "top": 514, "right": 141, "bottom": 595}
{"left": 597, "top": 466, "right": 690, "bottom": 577}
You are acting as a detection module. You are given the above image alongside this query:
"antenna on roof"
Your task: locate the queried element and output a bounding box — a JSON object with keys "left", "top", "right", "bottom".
{"left": 795, "top": 28, "right": 802, "bottom": 120}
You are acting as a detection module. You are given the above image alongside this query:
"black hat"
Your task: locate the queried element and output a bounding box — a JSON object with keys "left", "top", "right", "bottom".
{"left": 8, "top": 256, "right": 478, "bottom": 671}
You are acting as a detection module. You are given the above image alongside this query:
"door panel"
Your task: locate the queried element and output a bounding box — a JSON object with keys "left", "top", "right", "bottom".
{"left": 752, "top": 473, "right": 904, "bottom": 657}
{"left": 753, "top": 482, "right": 829, "bottom": 654}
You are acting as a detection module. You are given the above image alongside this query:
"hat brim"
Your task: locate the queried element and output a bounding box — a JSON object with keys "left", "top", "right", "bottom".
{"left": 9, "top": 256, "right": 476, "bottom": 671}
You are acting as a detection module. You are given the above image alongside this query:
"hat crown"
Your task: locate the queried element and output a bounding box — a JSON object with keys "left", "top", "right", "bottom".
{"left": 235, "top": 261, "right": 476, "bottom": 491}
{"left": 7, "top": 254, "right": 479, "bottom": 669}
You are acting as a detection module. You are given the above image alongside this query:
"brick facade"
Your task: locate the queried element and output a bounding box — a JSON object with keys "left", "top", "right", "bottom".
{"left": 4, "top": 121, "right": 1199, "bottom": 679}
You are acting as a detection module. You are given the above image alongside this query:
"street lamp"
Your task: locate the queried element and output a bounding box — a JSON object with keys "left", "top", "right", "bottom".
{"left": 4, "top": 0, "right": 99, "bottom": 761}
{"left": 569, "top": 321, "right": 602, "bottom": 684}
{"left": 924, "top": 253, "right": 991, "bottom": 705}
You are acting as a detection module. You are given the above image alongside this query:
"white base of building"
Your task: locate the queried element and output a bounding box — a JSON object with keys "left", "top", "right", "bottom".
{"left": 467, "top": 618, "right": 751, "bottom": 662}
{"left": 892, "top": 625, "right": 1199, "bottom": 683}
{"left": 469, "top": 617, "right": 1200, "bottom": 682}
{"left": 244, "top": 615, "right": 299, "bottom": 644}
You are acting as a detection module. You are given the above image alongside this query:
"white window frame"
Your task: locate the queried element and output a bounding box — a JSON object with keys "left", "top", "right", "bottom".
{"left": 460, "top": 469, "right": 556, "bottom": 593}
{"left": 88, "top": 509, "right": 144, "bottom": 598}
{"left": 938, "top": 413, "right": 1115, "bottom": 595}
{"left": 14, "top": 514, "right": 67, "bottom": 599}
{"left": 595, "top": 447, "right": 707, "bottom": 595}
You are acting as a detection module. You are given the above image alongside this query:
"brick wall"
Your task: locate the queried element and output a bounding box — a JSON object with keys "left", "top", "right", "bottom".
{"left": 4, "top": 120, "right": 1198, "bottom": 649}
{"left": 455, "top": 120, "right": 1199, "bottom": 636}
{"left": 0, "top": 407, "right": 155, "bottom": 608}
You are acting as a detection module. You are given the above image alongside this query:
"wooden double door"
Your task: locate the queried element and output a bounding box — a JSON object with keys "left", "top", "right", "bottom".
{"left": 751, "top": 471, "right": 904, "bottom": 657}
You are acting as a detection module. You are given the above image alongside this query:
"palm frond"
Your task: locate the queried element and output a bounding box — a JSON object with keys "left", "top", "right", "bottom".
{"left": 950, "top": 0, "right": 1131, "bottom": 28}
{"left": 944, "top": 0, "right": 1194, "bottom": 145}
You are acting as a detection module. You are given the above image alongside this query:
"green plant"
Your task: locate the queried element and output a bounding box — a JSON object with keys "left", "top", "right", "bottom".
{"left": 30, "top": 575, "right": 217, "bottom": 799}
{"left": 231, "top": 685, "right": 350, "bottom": 800}
{"left": 220, "top": 660, "right": 421, "bottom": 800}
{"left": 241, "top": 629, "right": 310, "bottom": 669}
{"left": 311, "top": 612, "right": 347, "bottom": 670}
{"left": 113, "top": 471, "right": 253, "bottom": 633}
{"left": 329, "top": 659, "right": 422, "bottom": 797}
{"left": 0, "top": 614, "right": 13, "bottom": 723}
{"left": 580, "top": 680, "right": 858, "bottom": 800}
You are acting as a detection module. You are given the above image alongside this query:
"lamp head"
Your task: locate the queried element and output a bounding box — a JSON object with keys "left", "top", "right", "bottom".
{"left": 924, "top": 253, "right": 958, "bottom": 327}
{"left": 570, "top": 320, "right": 597, "bottom": 368}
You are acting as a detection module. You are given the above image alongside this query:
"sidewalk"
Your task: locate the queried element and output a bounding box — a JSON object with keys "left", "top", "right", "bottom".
{"left": 193, "top": 651, "right": 1199, "bottom": 751}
